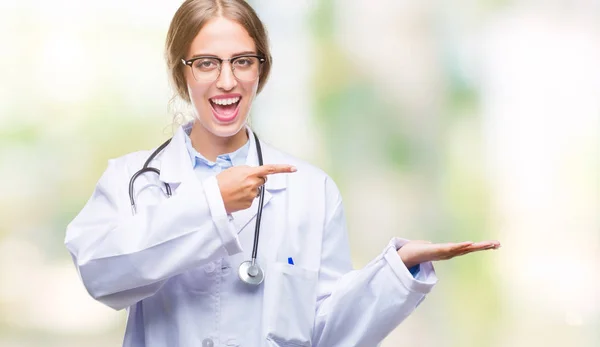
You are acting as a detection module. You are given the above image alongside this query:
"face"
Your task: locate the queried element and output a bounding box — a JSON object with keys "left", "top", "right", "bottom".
{"left": 184, "top": 17, "right": 260, "bottom": 138}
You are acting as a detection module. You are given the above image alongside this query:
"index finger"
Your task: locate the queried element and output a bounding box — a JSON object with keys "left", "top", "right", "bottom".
{"left": 251, "top": 164, "right": 297, "bottom": 176}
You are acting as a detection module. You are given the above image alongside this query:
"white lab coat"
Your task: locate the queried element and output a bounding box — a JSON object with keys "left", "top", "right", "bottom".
{"left": 65, "top": 125, "right": 438, "bottom": 347}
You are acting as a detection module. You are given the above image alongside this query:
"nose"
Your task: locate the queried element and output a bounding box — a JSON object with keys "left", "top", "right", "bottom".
{"left": 215, "top": 61, "right": 237, "bottom": 91}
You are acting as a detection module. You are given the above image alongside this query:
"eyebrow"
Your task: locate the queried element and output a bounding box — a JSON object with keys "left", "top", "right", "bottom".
{"left": 189, "top": 51, "right": 258, "bottom": 59}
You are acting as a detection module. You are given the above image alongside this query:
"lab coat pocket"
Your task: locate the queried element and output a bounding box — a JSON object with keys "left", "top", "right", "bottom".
{"left": 174, "top": 264, "right": 213, "bottom": 294}
{"left": 265, "top": 262, "right": 318, "bottom": 347}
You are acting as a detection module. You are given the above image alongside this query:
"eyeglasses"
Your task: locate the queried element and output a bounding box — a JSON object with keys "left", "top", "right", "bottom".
{"left": 181, "top": 54, "right": 266, "bottom": 82}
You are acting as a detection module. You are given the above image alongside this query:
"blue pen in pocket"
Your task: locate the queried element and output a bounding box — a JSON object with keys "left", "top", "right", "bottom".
{"left": 287, "top": 257, "right": 294, "bottom": 265}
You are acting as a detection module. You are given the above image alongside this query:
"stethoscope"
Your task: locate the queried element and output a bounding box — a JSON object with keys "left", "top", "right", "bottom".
{"left": 128, "top": 133, "right": 266, "bottom": 286}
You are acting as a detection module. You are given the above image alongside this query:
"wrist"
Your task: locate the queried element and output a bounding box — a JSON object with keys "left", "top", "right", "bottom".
{"left": 397, "top": 247, "right": 419, "bottom": 269}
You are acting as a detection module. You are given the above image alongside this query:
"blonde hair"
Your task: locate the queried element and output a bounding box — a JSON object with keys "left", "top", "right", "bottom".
{"left": 165, "top": 0, "right": 272, "bottom": 103}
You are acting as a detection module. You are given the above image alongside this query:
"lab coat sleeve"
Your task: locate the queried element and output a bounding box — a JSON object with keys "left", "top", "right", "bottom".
{"left": 65, "top": 158, "right": 242, "bottom": 310}
{"left": 311, "top": 183, "right": 438, "bottom": 347}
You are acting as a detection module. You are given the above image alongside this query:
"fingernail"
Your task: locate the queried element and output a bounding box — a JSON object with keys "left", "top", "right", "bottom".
{"left": 290, "top": 166, "right": 297, "bottom": 172}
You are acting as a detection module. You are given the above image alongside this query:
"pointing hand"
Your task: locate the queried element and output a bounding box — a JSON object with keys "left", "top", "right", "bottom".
{"left": 217, "top": 164, "right": 297, "bottom": 214}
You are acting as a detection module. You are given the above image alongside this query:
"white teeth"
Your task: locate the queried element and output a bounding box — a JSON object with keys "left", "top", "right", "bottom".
{"left": 211, "top": 97, "right": 240, "bottom": 105}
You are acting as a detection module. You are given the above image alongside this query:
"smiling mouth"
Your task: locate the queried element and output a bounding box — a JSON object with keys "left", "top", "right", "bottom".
{"left": 209, "top": 96, "right": 241, "bottom": 122}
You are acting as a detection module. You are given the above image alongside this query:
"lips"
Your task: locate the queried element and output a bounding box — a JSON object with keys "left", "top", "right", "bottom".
{"left": 209, "top": 95, "right": 241, "bottom": 123}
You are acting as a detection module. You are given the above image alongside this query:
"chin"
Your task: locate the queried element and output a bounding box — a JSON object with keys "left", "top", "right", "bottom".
{"left": 198, "top": 112, "right": 248, "bottom": 138}
{"left": 207, "top": 122, "right": 246, "bottom": 138}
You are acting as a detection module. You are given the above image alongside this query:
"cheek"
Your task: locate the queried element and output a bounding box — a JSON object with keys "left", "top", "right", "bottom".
{"left": 187, "top": 82, "right": 211, "bottom": 107}
{"left": 241, "top": 80, "right": 259, "bottom": 103}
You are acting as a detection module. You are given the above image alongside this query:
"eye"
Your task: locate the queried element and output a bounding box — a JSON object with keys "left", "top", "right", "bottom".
{"left": 193, "top": 58, "right": 219, "bottom": 71}
{"left": 233, "top": 57, "right": 256, "bottom": 69}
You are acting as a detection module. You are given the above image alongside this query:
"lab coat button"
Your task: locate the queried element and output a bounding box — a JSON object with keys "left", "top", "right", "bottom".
{"left": 202, "top": 338, "right": 214, "bottom": 347}
{"left": 204, "top": 262, "right": 216, "bottom": 273}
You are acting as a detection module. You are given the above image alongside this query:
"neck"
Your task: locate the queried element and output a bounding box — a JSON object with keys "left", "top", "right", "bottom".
{"left": 189, "top": 123, "right": 248, "bottom": 162}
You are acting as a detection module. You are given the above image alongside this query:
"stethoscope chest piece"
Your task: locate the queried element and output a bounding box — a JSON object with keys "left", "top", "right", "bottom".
{"left": 238, "top": 260, "right": 264, "bottom": 286}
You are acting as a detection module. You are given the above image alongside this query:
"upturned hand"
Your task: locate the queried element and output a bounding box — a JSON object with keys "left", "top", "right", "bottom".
{"left": 397, "top": 240, "right": 501, "bottom": 269}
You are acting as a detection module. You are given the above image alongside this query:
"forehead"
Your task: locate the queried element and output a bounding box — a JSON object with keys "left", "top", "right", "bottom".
{"left": 188, "top": 17, "right": 256, "bottom": 57}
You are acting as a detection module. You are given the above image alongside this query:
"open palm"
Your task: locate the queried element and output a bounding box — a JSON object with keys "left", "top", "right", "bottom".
{"left": 398, "top": 240, "right": 501, "bottom": 269}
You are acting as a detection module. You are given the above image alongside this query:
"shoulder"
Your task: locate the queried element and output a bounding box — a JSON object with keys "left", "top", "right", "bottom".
{"left": 261, "top": 142, "right": 328, "bottom": 179}
{"left": 261, "top": 142, "right": 342, "bottom": 199}
{"left": 100, "top": 148, "right": 156, "bottom": 178}
{"left": 261, "top": 142, "right": 345, "bottom": 232}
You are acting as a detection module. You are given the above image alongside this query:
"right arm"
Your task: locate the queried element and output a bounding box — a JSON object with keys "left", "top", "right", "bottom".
{"left": 65, "top": 158, "right": 241, "bottom": 310}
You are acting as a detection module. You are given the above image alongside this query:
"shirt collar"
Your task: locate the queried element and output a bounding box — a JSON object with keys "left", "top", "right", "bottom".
{"left": 183, "top": 122, "right": 250, "bottom": 169}
{"left": 158, "top": 124, "right": 287, "bottom": 190}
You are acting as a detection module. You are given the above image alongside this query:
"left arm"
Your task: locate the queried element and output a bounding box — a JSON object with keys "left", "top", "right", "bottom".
{"left": 311, "top": 179, "right": 500, "bottom": 347}
{"left": 311, "top": 183, "right": 437, "bottom": 347}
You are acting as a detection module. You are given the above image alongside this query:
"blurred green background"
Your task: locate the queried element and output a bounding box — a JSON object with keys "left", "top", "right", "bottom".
{"left": 1, "top": 1, "right": 598, "bottom": 346}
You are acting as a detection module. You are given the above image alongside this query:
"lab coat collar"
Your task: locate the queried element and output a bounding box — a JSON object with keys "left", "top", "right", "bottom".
{"left": 158, "top": 124, "right": 287, "bottom": 192}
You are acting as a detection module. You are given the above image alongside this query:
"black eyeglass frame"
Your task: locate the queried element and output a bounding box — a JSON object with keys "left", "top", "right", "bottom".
{"left": 181, "top": 54, "right": 266, "bottom": 81}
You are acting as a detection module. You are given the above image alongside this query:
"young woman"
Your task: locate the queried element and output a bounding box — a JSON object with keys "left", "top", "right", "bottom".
{"left": 65, "top": 1, "right": 500, "bottom": 346}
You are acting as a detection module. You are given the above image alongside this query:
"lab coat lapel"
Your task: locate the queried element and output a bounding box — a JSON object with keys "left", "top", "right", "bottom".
{"left": 230, "top": 127, "right": 286, "bottom": 233}
{"left": 157, "top": 126, "right": 196, "bottom": 185}
{"left": 156, "top": 125, "right": 285, "bottom": 233}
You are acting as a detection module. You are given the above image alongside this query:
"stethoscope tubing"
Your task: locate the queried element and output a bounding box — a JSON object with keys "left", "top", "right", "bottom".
{"left": 128, "top": 133, "right": 265, "bottom": 285}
